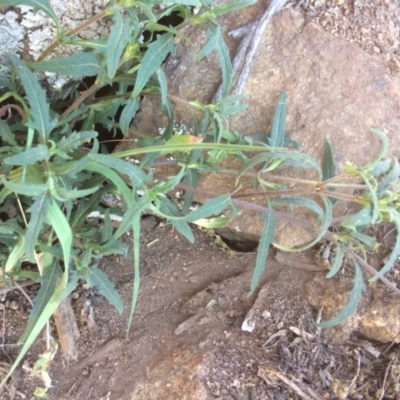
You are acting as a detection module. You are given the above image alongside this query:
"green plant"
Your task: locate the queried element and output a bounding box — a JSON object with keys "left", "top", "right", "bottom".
{"left": 0, "top": 0, "right": 399, "bottom": 394}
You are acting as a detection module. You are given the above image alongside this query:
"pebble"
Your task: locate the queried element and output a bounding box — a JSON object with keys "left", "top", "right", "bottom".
{"left": 9, "top": 300, "right": 19, "bottom": 310}
{"left": 373, "top": 45, "right": 381, "bottom": 54}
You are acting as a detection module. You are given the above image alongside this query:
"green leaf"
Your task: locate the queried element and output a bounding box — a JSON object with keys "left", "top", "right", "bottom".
{"left": 316, "top": 261, "right": 366, "bottom": 328}
{"left": 369, "top": 128, "right": 389, "bottom": 168}
{"left": 107, "top": 9, "right": 137, "bottom": 79}
{"left": 132, "top": 33, "right": 175, "bottom": 97}
{"left": 54, "top": 131, "right": 98, "bottom": 157}
{"left": 322, "top": 139, "right": 336, "bottom": 181}
{"left": 157, "top": 196, "right": 194, "bottom": 243}
{"left": 208, "top": 0, "right": 256, "bottom": 15}
{"left": 0, "top": 273, "right": 76, "bottom": 389}
{"left": 269, "top": 92, "right": 286, "bottom": 148}
{"left": 370, "top": 158, "right": 392, "bottom": 178}
{"left": 8, "top": 54, "right": 57, "bottom": 142}
{"left": 0, "top": 178, "right": 48, "bottom": 196}
{"left": 155, "top": 67, "right": 170, "bottom": 114}
{"left": 376, "top": 156, "right": 399, "bottom": 197}
{"left": 369, "top": 214, "right": 400, "bottom": 281}
{"left": 101, "top": 210, "right": 113, "bottom": 243}
{"left": 72, "top": 38, "right": 108, "bottom": 53}
{"left": 275, "top": 196, "right": 332, "bottom": 253}
{"left": 215, "top": 35, "right": 232, "bottom": 98}
{"left": 0, "top": 119, "right": 17, "bottom": 145}
{"left": 326, "top": 244, "right": 345, "bottom": 278}
{"left": 27, "top": 52, "right": 101, "bottom": 78}
{"left": 119, "top": 98, "right": 139, "bottom": 137}
{"left": 198, "top": 26, "right": 221, "bottom": 59}
{"left": 250, "top": 211, "right": 276, "bottom": 295}
{"left": 322, "top": 139, "right": 337, "bottom": 203}
{"left": 47, "top": 198, "right": 72, "bottom": 274}
{"left": 272, "top": 196, "right": 324, "bottom": 222}
{"left": 340, "top": 205, "right": 372, "bottom": 231}
{"left": 85, "top": 161, "right": 134, "bottom": 207}
{"left": 5, "top": 235, "right": 24, "bottom": 273}
{"left": 114, "top": 194, "right": 149, "bottom": 239}
{"left": 18, "top": 261, "right": 61, "bottom": 343}
{"left": 70, "top": 186, "right": 109, "bottom": 229}
{"left": 186, "top": 195, "right": 231, "bottom": 223}
{"left": 81, "top": 264, "right": 123, "bottom": 314}
{"left": 89, "top": 153, "right": 148, "bottom": 189}
{"left": 127, "top": 212, "right": 141, "bottom": 335}
{"left": 236, "top": 151, "right": 322, "bottom": 184}
{"left": 4, "top": 145, "right": 50, "bottom": 165}
{"left": 0, "top": 0, "right": 59, "bottom": 28}
{"left": 181, "top": 169, "right": 199, "bottom": 214}
{"left": 55, "top": 185, "right": 100, "bottom": 200}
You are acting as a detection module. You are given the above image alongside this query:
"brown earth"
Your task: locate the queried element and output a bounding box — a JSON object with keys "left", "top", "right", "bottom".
{"left": 1, "top": 1, "right": 400, "bottom": 399}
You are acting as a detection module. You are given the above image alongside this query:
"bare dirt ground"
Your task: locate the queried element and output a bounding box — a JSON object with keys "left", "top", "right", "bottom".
{"left": 1, "top": 1, "right": 400, "bottom": 399}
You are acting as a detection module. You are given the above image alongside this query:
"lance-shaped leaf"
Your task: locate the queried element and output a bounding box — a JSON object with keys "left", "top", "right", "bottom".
{"left": 47, "top": 198, "right": 72, "bottom": 274}
{"left": 0, "top": 0, "right": 59, "bottom": 28}
{"left": 215, "top": 36, "right": 232, "bottom": 99}
{"left": 272, "top": 196, "right": 324, "bottom": 222}
{"left": 322, "top": 139, "right": 337, "bottom": 203}
{"left": 326, "top": 244, "right": 345, "bottom": 278}
{"left": 0, "top": 119, "right": 17, "bottom": 145}
{"left": 85, "top": 161, "right": 134, "bottom": 207}
{"left": 0, "top": 179, "right": 48, "bottom": 196}
{"left": 198, "top": 26, "right": 221, "bottom": 59}
{"left": 81, "top": 264, "right": 123, "bottom": 314}
{"left": 25, "top": 191, "right": 50, "bottom": 260}
{"left": 107, "top": 9, "right": 137, "bottom": 79}
{"left": 0, "top": 272, "right": 77, "bottom": 389}
{"left": 28, "top": 52, "right": 101, "bottom": 78}
{"left": 114, "top": 194, "right": 150, "bottom": 239}
{"left": 316, "top": 261, "right": 366, "bottom": 328}
{"left": 89, "top": 153, "right": 148, "bottom": 189}
{"left": 4, "top": 145, "right": 50, "bottom": 166}
{"left": 119, "top": 97, "right": 139, "bottom": 137}
{"left": 155, "top": 67, "right": 170, "bottom": 115}
{"left": 207, "top": 0, "right": 256, "bottom": 15}
{"left": 18, "top": 261, "right": 61, "bottom": 343}
{"left": 132, "top": 33, "right": 175, "bottom": 97}
{"left": 157, "top": 196, "right": 194, "bottom": 243}
{"left": 369, "top": 213, "right": 400, "bottom": 281}
{"left": 8, "top": 54, "right": 57, "bottom": 142}
{"left": 127, "top": 212, "right": 141, "bottom": 334}
{"left": 269, "top": 92, "right": 286, "bottom": 147}
{"left": 250, "top": 211, "right": 276, "bottom": 295}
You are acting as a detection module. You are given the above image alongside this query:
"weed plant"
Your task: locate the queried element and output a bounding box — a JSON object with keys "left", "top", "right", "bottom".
{"left": 0, "top": 0, "right": 400, "bottom": 394}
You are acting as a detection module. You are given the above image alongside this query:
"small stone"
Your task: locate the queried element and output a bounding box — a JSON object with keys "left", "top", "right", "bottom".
{"left": 373, "top": 46, "right": 381, "bottom": 54}
{"left": 9, "top": 300, "right": 19, "bottom": 310}
{"left": 71, "top": 292, "right": 80, "bottom": 300}
{"left": 89, "top": 295, "right": 103, "bottom": 307}
{"left": 262, "top": 310, "right": 271, "bottom": 319}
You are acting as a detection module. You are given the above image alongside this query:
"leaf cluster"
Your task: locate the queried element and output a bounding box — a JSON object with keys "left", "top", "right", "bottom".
{"left": 0, "top": 0, "right": 399, "bottom": 392}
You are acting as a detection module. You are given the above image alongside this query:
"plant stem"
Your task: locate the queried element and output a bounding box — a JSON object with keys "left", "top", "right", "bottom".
{"left": 38, "top": 9, "right": 109, "bottom": 61}
{"left": 60, "top": 83, "right": 99, "bottom": 121}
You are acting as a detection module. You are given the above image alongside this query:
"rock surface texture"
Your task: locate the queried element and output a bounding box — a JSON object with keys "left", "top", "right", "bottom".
{"left": 122, "top": 6, "right": 400, "bottom": 248}
{"left": 0, "top": 1, "right": 109, "bottom": 90}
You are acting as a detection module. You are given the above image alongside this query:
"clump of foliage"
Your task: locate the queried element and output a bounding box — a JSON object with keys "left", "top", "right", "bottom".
{"left": 0, "top": 0, "right": 399, "bottom": 395}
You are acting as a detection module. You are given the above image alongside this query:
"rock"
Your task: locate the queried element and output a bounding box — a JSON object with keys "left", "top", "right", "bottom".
{"left": 0, "top": 1, "right": 109, "bottom": 90}
{"left": 359, "top": 290, "right": 400, "bottom": 343}
{"left": 8, "top": 300, "right": 18, "bottom": 310}
{"left": 129, "top": 345, "right": 212, "bottom": 400}
{"left": 119, "top": 7, "right": 400, "bottom": 248}
{"left": 305, "top": 275, "right": 400, "bottom": 343}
